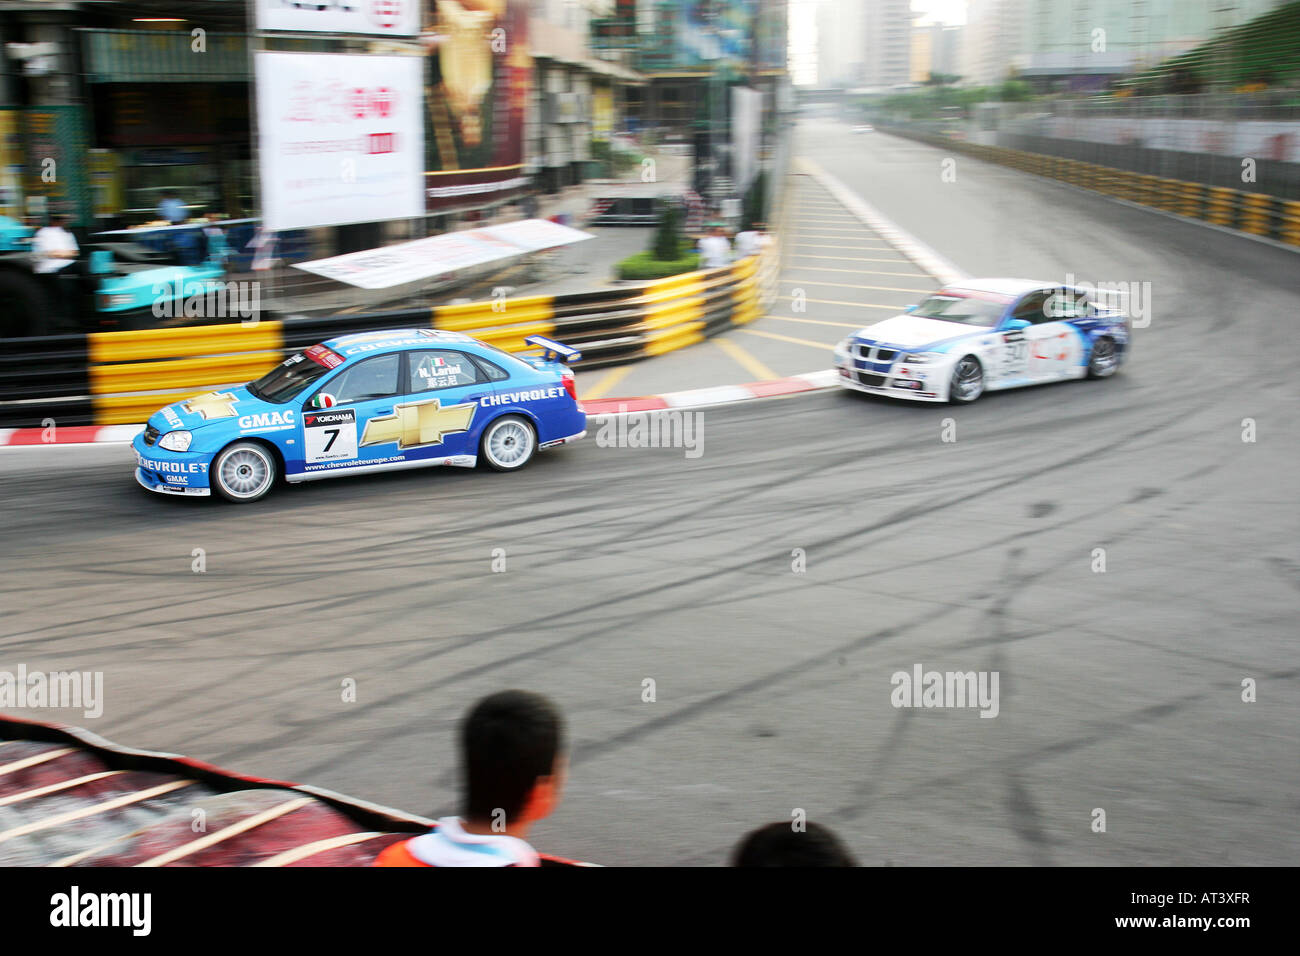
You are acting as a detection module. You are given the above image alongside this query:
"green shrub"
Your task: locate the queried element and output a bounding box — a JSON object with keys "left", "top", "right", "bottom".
{"left": 615, "top": 250, "right": 701, "bottom": 281}
{"left": 652, "top": 202, "right": 685, "bottom": 260}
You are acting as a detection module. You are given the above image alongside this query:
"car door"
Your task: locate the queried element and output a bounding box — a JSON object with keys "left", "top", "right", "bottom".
{"left": 295, "top": 352, "right": 404, "bottom": 476}
{"left": 384, "top": 348, "right": 498, "bottom": 465}
{"left": 989, "top": 293, "right": 1043, "bottom": 386}
{"left": 1023, "top": 288, "right": 1085, "bottom": 381}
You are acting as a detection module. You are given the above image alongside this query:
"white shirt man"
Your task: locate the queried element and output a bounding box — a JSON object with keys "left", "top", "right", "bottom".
{"left": 734, "top": 228, "right": 763, "bottom": 258}
{"left": 33, "top": 220, "right": 78, "bottom": 274}
{"left": 697, "top": 229, "right": 732, "bottom": 269}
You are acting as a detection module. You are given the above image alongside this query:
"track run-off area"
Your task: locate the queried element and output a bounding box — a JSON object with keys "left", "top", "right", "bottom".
{"left": 2, "top": 120, "right": 1297, "bottom": 867}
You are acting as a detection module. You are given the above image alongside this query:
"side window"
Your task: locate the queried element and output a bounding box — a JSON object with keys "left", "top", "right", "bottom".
{"left": 406, "top": 350, "right": 482, "bottom": 392}
{"left": 1051, "top": 291, "right": 1090, "bottom": 320}
{"left": 471, "top": 355, "right": 510, "bottom": 382}
{"left": 1012, "top": 292, "right": 1051, "bottom": 323}
{"left": 317, "top": 353, "right": 400, "bottom": 405}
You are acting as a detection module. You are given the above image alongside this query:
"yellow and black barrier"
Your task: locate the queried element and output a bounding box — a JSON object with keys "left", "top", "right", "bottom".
{"left": 884, "top": 127, "right": 1300, "bottom": 250}
{"left": 0, "top": 243, "right": 780, "bottom": 427}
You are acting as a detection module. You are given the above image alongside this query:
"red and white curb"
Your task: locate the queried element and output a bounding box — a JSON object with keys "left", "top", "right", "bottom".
{"left": 0, "top": 425, "right": 145, "bottom": 447}
{"left": 583, "top": 369, "right": 839, "bottom": 416}
{"left": 0, "top": 371, "right": 843, "bottom": 447}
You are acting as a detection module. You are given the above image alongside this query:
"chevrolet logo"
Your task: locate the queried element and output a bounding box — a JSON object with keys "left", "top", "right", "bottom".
{"left": 360, "top": 399, "right": 476, "bottom": 450}
{"left": 181, "top": 391, "right": 239, "bottom": 420}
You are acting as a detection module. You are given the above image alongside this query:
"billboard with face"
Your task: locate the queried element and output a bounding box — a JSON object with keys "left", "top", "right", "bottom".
{"left": 425, "top": 0, "right": 530, "bottom": 212}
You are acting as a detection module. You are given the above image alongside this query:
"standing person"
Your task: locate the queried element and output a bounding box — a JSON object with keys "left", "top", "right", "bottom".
{"left": 32, "top": 214, "right": 78, "bottom": 274}
{"left": 697, "top": 223, "right": 732, "bottom": 269}
{"left": 374, "top": 690, "right": 567, "bottom": 868}
{"left": 734, "top": 220, "right": 765, "bottom": 258}
{"left": 157, "top": 190, "right": 188, "bottom": 224}
{"left": 731, "top": 821, "right": 858, "bottom": 867}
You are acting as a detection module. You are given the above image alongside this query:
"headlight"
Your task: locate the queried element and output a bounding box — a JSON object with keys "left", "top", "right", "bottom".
{"left": 834, "top": 338, "right": 852, "bottom": 354}
{"left": 158, "top": 430, "right": 192, "bottom": 452}
{"left": 901, "top": 352, "right": 936, "bottom": 364}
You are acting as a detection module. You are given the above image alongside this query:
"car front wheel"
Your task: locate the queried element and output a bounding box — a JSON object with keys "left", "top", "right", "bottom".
{"left": 480, "top": 415, "right": 537, "bottom": 472}
{"left": 212, "top": 441, "right": 277, "bottom": 502}
{"left": 948, "top": 356, "right": 985, "bottom": 403}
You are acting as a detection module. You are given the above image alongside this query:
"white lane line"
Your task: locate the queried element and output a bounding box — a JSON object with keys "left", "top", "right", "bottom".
{"left": 796, "top": 157, "right": 969, "bottom": 285}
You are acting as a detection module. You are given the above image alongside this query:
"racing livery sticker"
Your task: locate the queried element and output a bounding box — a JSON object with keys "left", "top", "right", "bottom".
{"left": 137, "top": 455, "right": 207, "bottom": 474}
{"left": 480, "top": 386, "right": 564, "bottom": 406}
{"left": 304, "top": 408, "right": 359, "bottom": 464}
{"left": 181, "top": 392, "right": 239, "bottom": 420}
{"left": 239, "top": 410, "right": 296, "bottom": 434}
{"left": 413, "top": 355, "right": 468, "bottom": 390}
{"left": 359, "top": 398, "right": 475, "bottom": 450}
{"left": 304, "top": 344, "right": 346, "bottom": 369}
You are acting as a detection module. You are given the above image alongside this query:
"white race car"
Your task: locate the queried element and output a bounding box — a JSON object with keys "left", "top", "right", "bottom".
{"left": 833, "top": 278, "right": 1131, "bottom": 403}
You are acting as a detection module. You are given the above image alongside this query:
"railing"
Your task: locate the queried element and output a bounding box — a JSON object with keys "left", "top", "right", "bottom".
{"left": 879, "top": 125, "right": 1300, "bottom": 250}
{"left": 0, "top": 245, "right": 779, "bottom": 429}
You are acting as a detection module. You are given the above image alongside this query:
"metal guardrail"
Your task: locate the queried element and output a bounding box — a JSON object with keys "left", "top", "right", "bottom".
{"left": 881, "top": 126, "right": 1300, "bottom": 249}
{"left": 0, "top": 246, "right": 779, "bottom": 429}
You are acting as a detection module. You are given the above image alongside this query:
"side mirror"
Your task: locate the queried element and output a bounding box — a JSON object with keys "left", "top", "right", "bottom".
{"left": 307, "top": 393, "right": 336, "bottom": 410}
{"left": 1004, "top": 318, "right": 1031, "bottom": 331}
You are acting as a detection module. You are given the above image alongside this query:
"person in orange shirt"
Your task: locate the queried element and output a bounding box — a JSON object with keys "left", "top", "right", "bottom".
{"left": 374, "top": 690, "right": 567, "bottom": 867}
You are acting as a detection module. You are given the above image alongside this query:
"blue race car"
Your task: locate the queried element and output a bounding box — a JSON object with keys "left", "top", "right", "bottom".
{"left": 132, "top": 329, "right": 587, "bottom": 502}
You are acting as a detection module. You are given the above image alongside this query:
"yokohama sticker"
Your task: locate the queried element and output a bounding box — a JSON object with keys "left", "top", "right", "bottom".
{"left": 304, "top": 408, "right": 358, "bottom": 464}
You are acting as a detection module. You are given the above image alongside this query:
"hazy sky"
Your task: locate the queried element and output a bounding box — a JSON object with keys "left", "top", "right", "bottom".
{"left": 913, "top": 0, "right": 968, "bottom": 26}
{"left": 789, "top": 0, "right": 969, "bottom": 83}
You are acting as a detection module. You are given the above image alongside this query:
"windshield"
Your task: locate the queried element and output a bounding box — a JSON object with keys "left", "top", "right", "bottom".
{"left": 248, "top": 345, "right": 344, "bottom": 404}
{"left": 909, "top": 294, "right": 1006, "bottom": 327}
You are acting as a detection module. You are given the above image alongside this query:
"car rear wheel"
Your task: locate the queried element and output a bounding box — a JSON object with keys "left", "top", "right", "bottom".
{"left": 1087, "top": 336, "right": 1120, "bottom": 378}
{"left": 480, "top": 415, "right": 536, "bottom": 472}
{"left": 949, "top": 356, "right": 985, "bottom": 403}
{"left": 212, "top": 441, "right": 277, "bottom": 502}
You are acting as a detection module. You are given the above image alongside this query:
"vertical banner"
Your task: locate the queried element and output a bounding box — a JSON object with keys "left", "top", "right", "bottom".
{"left": 424, "top": 0, "right": 530, "bottom": 211}
{"left": 88, "top": 150, "right": 124, "bottom": 220}
{"left": 593, "top": 86, "right": 615, "bottom": 140}
{"left": 21, "top": 106, "right": 90, "bottom": 226}
{"left": 0, "top": 110, "right": 22, "bottom": 219}
{"left": 731, "top": 86, "right": 763, "bottom": 193}
{"left": 255, "top": 52, "right": 426, "bottom": 232}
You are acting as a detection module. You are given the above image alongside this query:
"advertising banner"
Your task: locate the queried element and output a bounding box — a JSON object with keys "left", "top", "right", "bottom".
{"left": 425, "top": 0, "right": 530, "bottom": 212}
{"left": 14, "top": 106, "right": 91, "bottom": 226}
{"left": 256, "top": 52, "right": 425, "bottom": 232}
{"left": 731, "top": 86, "right": 763, "bottom": 192}
{"left": 293, "top": 218, "right": 592, "bottom": 289}
{"left": 255, "top": 0, "right": 421, "bottom": 37}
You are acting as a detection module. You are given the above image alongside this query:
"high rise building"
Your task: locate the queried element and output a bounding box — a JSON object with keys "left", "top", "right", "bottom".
{"left": 963, "top": 0, "right": 1290, "bottom": 92}
{"left": 816, "top": 0, "right": 867, "bottom": 87}
{"left": 863, "top": 0, "right": 915, "bottom": 89}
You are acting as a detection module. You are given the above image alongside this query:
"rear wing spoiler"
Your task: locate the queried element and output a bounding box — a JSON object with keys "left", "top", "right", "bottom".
{"left": 524, "top": 334, "right": 582, "bottom": 364}
{"left": 1086, "top": 287, "right": 1129, "bottom": 316}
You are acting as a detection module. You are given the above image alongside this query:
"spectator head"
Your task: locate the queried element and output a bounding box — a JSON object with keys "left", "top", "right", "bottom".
{"left": 462, "top": 690, "right": 566, "bottom": 831}
{"left": 51, "top": 214, "right": 70, "bottom": 228}
{"left": 731, "top": 821, "right": 858, "bottom": 867}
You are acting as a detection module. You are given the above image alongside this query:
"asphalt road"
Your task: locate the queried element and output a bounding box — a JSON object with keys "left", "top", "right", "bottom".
{"left": 2, "top": 120, "right": 1297, "bottom": 867}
